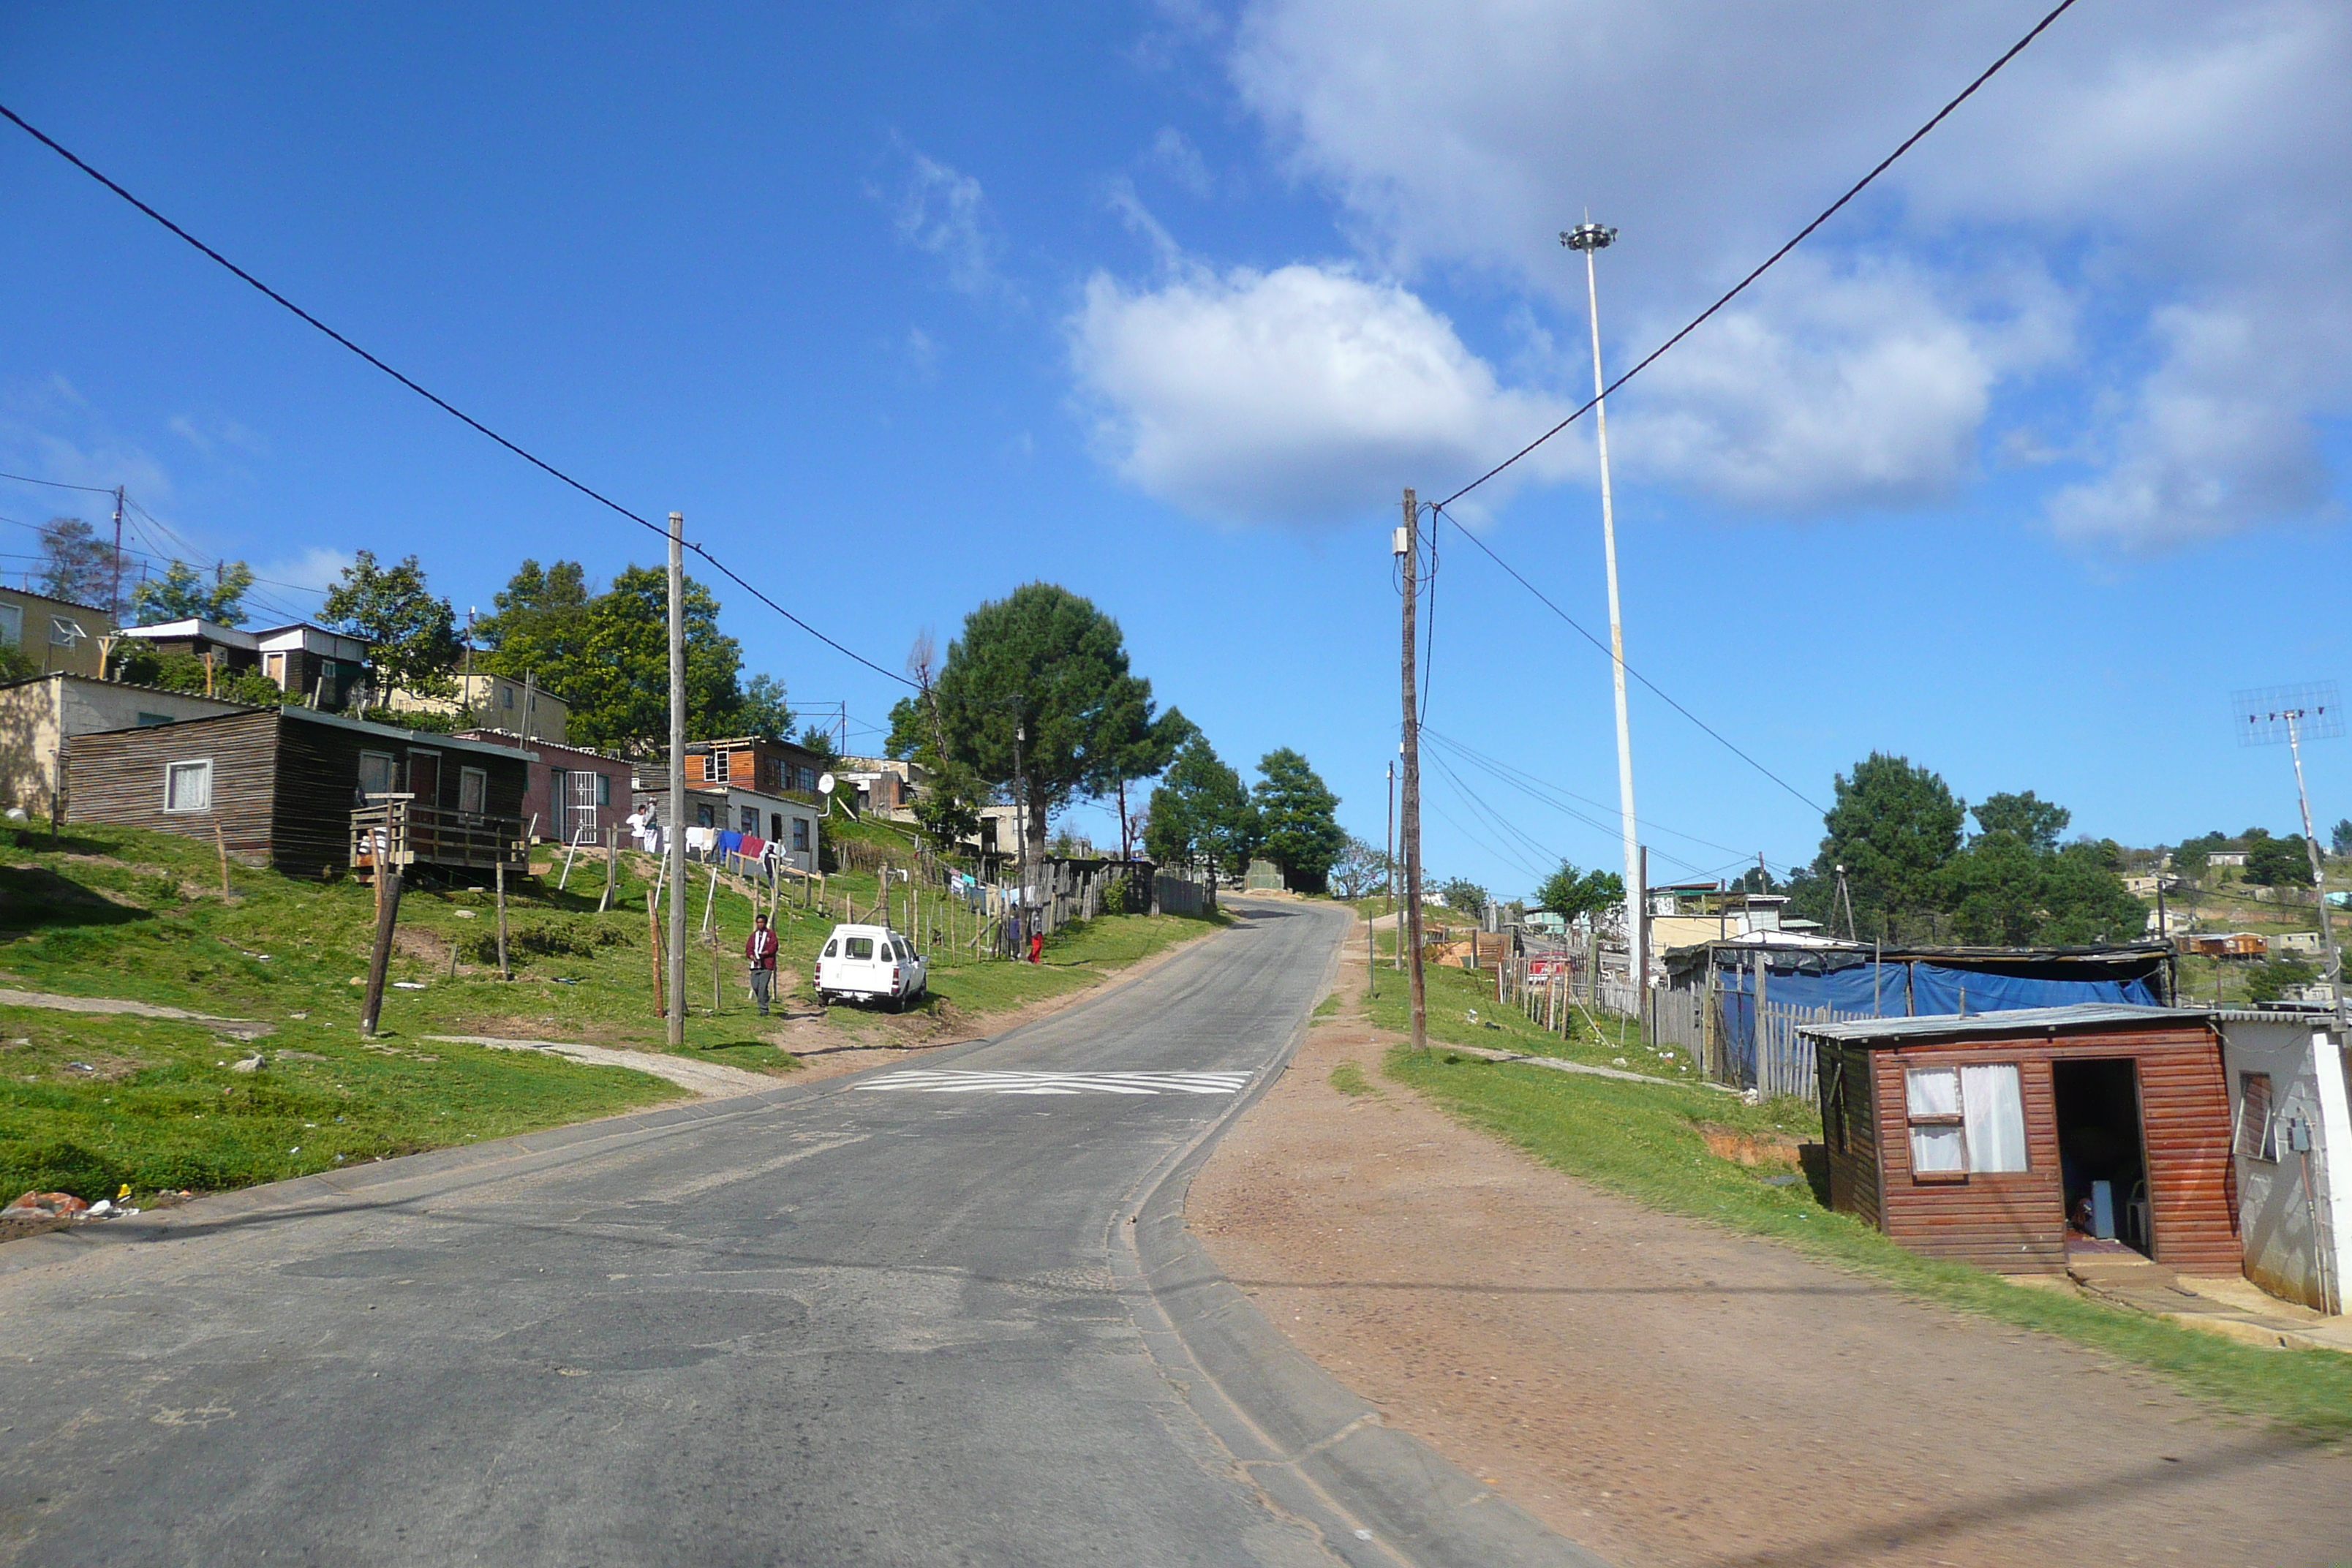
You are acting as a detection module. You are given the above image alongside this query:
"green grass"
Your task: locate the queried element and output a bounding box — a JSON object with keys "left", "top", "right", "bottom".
{"left": 1361, "top": 952, "right": 1692, "bottom": 1078}
{"left": 0, "top": 822, "right": 1227, "bottom": 1201}
{"left": 1327, "top": 1059, "right": 1373, "bottom": 1097}
{"left": 0, "top": 1006, "right": 677, "bottom": 1201}
{"left": 1389, "top": 1047, "right": 2352, "bottom": 1434}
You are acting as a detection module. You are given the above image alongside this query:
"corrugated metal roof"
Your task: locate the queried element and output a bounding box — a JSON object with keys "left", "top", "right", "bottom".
{"left": 1798, "top": 1002, "right": 2208, "bottom": 1045}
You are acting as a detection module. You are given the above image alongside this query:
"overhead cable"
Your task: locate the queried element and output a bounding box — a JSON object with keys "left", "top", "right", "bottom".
{"left": 0, "top": 101, "right": 918, "bottom": 690}
{"left": 1436, "top": 0, "right": 2082, "bottom": 509}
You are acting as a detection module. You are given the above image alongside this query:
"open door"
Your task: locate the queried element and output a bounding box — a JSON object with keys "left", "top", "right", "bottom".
{"left": 2054, "top": 1058, "right": 2151, "bottom": 1256}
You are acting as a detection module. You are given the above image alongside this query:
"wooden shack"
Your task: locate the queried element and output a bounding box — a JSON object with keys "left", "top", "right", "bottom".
{"left": 66, "top": 706, "right": 531, "bottom": 878}
{"left": 1803, "top": 1004, "right": 2240, "bottom": 1275}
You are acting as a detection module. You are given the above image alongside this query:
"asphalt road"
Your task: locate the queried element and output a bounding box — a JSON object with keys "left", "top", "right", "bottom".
{"left": 0, "top": 900, "right": 1586, "bottom": 1568}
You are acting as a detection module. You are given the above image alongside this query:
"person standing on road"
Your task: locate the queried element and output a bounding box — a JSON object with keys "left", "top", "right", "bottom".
{"left": 746, "top": 913, "right": 780, "bottom": 1015}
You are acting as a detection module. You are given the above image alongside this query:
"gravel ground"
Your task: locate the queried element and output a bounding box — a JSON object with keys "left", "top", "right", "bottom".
{"left": 1188, "top": 957, "right": 2352, "bottom": 1568}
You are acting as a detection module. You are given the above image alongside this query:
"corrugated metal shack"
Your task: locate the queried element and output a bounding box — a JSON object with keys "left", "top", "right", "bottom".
{"left": 1802, "top": 1004, "right": 2239, "bottom": 1275}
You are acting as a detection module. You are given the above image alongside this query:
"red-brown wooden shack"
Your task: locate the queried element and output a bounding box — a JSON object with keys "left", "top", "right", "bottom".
{"left": 1802, "top": 1004, "right": 2240, "bottom": 1275}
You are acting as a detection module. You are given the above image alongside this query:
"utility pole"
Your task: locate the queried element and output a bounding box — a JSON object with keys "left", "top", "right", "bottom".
{"left": 1014, "top": 715, "right": 1028, "bottom": 905}
{"left": 666, "top": 510, "right": 687, "bottom": 1047}
{"left": 2284, "top": 710, "right": 2345, "bottom": 1031}
{"left": 1398, "top": 489, "right": 1427, "bottom": 1050}
{"left": 462, "top": 608, "right": 477, "bottom": 724}
{"left": 1563, "top": 219, "right": 1644, "bottom": 1012}
{"left": 108, "top": 486, "right": 125, "bottom": 627}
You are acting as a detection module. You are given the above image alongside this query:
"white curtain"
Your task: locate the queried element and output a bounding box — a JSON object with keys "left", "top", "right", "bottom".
{"left": 1910, "top": 1124, "right": 1967, "bottom": 1173}
{"left": 1961, "top": 1063, "right": 2027, "bottom": 1172}
{"left": 1906, "top": 1066, "right": 1959, "bottom": 1118}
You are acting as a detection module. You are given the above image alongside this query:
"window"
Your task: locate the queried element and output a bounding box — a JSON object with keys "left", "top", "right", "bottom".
{"left": 845, "top": 937, "right": 874, "bottom": 960}
{"left": 49, "top": 615, "right": 84, "bottom": 648}
{"left": 1904, "top": 1063, "right": 2027, "bottom": 1176}
{"left": 264, "top": 652, "right": 286, "bottom": 687}
{"left": 164, "top": 759, "right": 213, "bottom": 813}
{"left": 798, "top": 766, "right": 817, "bottom": 792}
{"left": 0, "top": 602, "right": 20, "bottom": 646}
{"left": 595, "top": 773, "right": 611, "bottom": 806}
{"left": 358, "top": 751, "right": 396, "bottom": 799}
{"left": 135, "top": 712, "right": 174, "bottom": 728}
{"left": 457, "top": 766, "right": 487, "bottom": 816}
{"left": 501, "top": 685, "right": 515, "bottom": 709}
{"left": 893, "top": 938, "right": 912, "bottom": 962}
{"left": 792, "top": 818, "right": 810, "bottom": 853}
{"left": 2236, "top": 1072, "right": 2277, "bottom": 1161}
{"left": 822, "top": 938, "right": 839, "bottom": 958}
{"left": 741, "top": 807, "right": 758, "bottom": 834}
{"left": 696, "top": 802, "right": 716, "bottom": 829}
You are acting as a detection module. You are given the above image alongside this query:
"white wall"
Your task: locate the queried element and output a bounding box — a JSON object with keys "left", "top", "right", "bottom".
{"left": 2220, "top": 1017, "right": 2352, "bottom": 1313}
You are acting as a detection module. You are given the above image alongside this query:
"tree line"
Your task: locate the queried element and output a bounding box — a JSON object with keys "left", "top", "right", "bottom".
{"left": 881, "top": 581, "right": 1346, "bottom": 887}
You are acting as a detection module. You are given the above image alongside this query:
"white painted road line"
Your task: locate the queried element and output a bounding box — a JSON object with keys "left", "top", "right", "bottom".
{"left": 857, "top": 1069, "right": 1250, "bottom": 1097}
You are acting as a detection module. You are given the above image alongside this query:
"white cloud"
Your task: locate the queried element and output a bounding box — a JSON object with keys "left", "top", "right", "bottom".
{"left": 1147, "top": 127, "right": 1214, "bottom": 197}
{"left": 1218, "top": 0, "right": 2352, "bottom": 547}
{"left": 1070, "top": 260, "right": 1575, "bottom": 525}
{"left": 889, "top": 148, "right": 1007, "bottom": 299}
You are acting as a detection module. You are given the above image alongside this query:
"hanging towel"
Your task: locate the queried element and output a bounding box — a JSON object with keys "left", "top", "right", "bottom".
{"left": 685, "top": 826, "right": 715, "bottom": 853}
{"left": 717, "top": 829, "right": 744, "bottom": 856}
{"left": 739, "top": 834, "right": 766, "bottom": 859}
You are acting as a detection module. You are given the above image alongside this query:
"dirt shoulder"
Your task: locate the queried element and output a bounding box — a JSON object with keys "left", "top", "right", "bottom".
{"left": 1188, "top": 934, "right": 2352, "bottom": 1568}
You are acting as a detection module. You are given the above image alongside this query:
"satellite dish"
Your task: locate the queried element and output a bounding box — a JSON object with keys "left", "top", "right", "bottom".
{"left": 816, "top": 772, "right": 836, "bottom": 795}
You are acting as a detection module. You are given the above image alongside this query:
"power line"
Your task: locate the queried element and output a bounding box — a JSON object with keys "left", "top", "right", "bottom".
{"left": 0, "top": 470, "right": 119, "bottom": 497}
{"left": 1434, "top": 506, "right": 1828, "bottom": 815}
{"left": 0, "top": 100, "right": 919, "bottom": 692}
{"left": 1437, "top": 0, "right": 2081, "bottom": 509}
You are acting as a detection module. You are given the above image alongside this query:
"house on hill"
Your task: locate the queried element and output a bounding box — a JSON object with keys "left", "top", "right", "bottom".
{"left": 0, "top": 672, "right": 254, "bottom": 819}
{"left": 0, "top": 585, "right": 109, "bottom": 679}
{"left": 67, "top": 706, "right": 529, "bottom": 878}
{"left": 455, "top": 728, "right": 628, "bottom": 846}
{"left": 116, "top": 618, "right": 369, "bottom": 709}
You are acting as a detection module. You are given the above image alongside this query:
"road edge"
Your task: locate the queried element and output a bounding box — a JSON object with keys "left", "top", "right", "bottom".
{"left": 1112, "top": 902, "right": 1610, "bottom": 1568}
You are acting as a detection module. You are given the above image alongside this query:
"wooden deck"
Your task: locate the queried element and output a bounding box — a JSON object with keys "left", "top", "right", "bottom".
{"left": 351, "top": 797, "right": 525, "bottom": 877}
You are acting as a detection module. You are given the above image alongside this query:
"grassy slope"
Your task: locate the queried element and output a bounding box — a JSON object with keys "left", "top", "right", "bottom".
{"left": 1387, "top": 1046, "right": 2352, "bottom": 1434}
{"left": 0, "top": 821, "right": 1223, "bottom": 1200}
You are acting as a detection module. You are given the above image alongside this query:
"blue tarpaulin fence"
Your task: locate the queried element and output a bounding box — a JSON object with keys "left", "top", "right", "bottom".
{"left": 1695, "top": 952, "right": 2165, "bottom": 1091}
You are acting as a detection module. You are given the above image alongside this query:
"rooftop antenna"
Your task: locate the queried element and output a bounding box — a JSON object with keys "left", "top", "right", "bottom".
{"left": 2234, "top": 682, "right": 2345, "bottom": 1030}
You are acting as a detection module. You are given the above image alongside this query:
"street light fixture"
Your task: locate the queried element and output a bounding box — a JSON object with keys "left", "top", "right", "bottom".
{"left": 1560, "top": 218, "right": 1643, "bottom": 1009}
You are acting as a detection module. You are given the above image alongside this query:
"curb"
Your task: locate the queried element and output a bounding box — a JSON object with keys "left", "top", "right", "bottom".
{"left": 1113, "top": 903, "right": 1611, "bottom": 1568}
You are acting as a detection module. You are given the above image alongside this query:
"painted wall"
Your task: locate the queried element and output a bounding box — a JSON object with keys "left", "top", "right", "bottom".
{"left": 2220, "top": 1017, "right": 2352, "bottom": 1314}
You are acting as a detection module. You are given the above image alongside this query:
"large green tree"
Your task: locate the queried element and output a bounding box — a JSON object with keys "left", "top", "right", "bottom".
{"left": 129, "top": 558, "right": 254, "bottom": 627}
{"left": 1145, "top": 736, "right": 1259, "bottom": 880}
{"left": 37, "top": 518, "right": 114, "bottom": 609}
{"left": 1251, "top": 747, "right": 1345, "bottom": 892}
{"left": 475, "top": 559, "right": 786, "bottom": 751}
{"left": 925, "top": 583, "right": 1172, "bottom": 864}
{"left": 323, "top": 551, "right": 461, "bottom": 704}
{"left": 477, "top": 558, "right": 591, "bottom": 682}
{"left": 2244, "top": 833, "right": 2315, "bottom": 887}
{"left": 1534, "top": 860, "right": 1624, "bottom": 921}
{"left": 1801, "top": 753, "right": 1967, "bottom": 938}
{"left": 1971, "top": 791, "right": 2070, "bottom": 852}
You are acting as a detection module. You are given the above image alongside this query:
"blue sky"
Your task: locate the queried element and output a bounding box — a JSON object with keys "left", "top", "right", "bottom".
{"left": 4, "top": 2, "right": 2349, "bottom": 897}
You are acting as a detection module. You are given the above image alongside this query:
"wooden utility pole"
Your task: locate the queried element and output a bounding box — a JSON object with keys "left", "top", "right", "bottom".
{"left": 360, "top": 859, "right": 403, "bottom": 1037}
{"left": 666, "top": 510, "right": 687, "bottom": 1045}
{"left": 1398, "top": 489, "right": 1427, "bottom": 1051}
{"left": 108, "top": 486, "right": 125, "bottom": 625}
{"left": 494, "top": 862, "right": 510, "bottom": 981}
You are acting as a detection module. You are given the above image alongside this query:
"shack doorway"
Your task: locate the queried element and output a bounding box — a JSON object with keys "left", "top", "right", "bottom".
{"left": 2054, "top": 1058, "right": 2150, "bottom": 1255}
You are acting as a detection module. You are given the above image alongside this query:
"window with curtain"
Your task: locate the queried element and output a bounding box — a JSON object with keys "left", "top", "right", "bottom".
{"left": 164, "top": 759, "right": 213, "bottom": 813}
{"left": 1905, "top": 1063, "right": 2027, "bottom": 1175}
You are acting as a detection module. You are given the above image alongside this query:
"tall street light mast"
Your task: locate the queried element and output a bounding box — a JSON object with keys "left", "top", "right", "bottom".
{"left": 1563, "top": 219, "right": 1643, "bottom": 1010}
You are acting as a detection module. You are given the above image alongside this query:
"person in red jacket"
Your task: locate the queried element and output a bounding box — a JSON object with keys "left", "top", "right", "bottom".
{"left": 1027, "top": 929, "right": 1044, "bottom": 965}
{"left": 746, "top": 913, "right": 780, "bottom": 1015}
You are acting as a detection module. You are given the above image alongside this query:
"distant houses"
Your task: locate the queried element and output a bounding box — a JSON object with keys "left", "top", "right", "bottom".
{"left": 0, "top": 671, "right": 253, "bottom": 820}
{"left": 0, "top": 585, "right": 108, "bottom": 679}
{"left": 117, "top": 617, "right": 370, "bottom": 709}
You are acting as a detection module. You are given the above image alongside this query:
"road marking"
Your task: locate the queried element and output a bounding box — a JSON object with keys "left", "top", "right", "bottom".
{"left": 857, "top": 1069, "right": 1249, "bottom": 1097}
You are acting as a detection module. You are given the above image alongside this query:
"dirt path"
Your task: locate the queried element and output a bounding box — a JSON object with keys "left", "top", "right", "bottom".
{"left": 1189, "top": 945, "right": 2352, "bottom": 1568}
{"left": 0, "top": 987, "right": 272, "bottom": 1038}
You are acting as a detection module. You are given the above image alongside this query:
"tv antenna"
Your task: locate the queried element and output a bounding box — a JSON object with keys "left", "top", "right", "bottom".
{"left": 2233, "top": 682, "right": 2345, "bottom": 1028}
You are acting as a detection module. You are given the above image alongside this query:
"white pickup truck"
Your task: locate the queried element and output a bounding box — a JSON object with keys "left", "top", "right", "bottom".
{"left": 813, "top": 924, "right": 928, "bottom": 1011}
